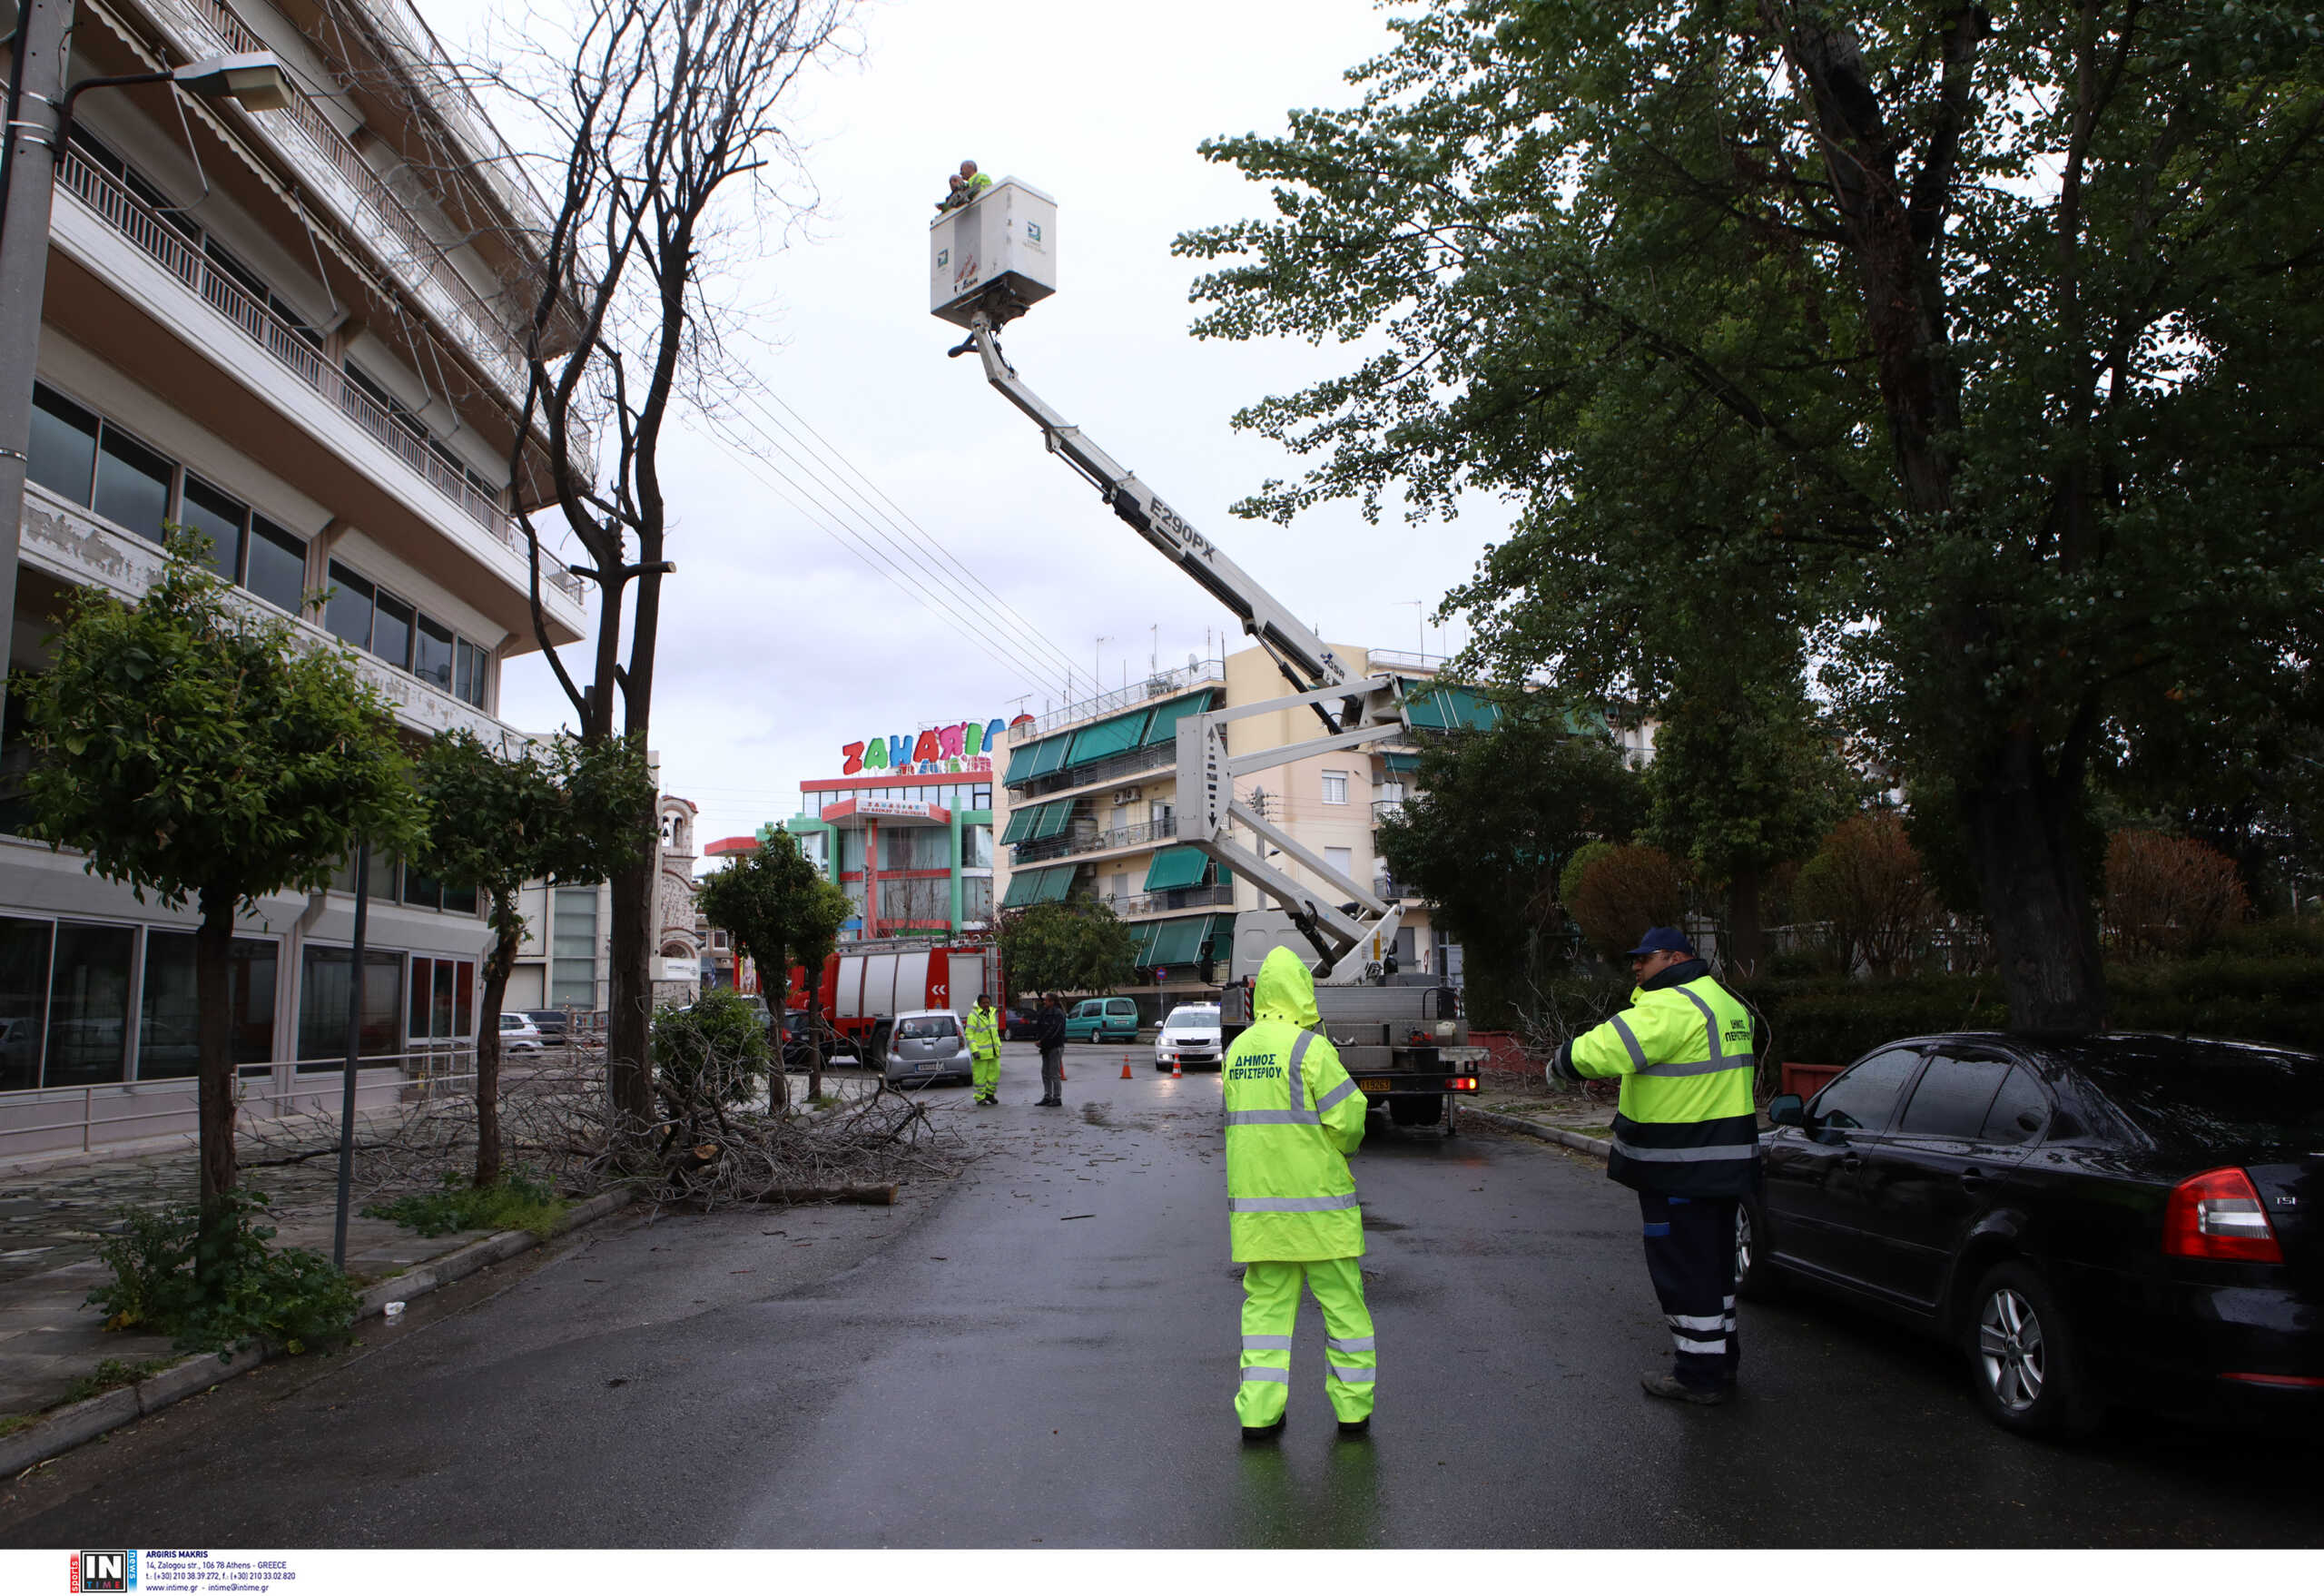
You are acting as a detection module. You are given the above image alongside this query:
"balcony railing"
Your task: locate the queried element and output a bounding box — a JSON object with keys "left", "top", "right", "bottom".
{"left": 1012, "top": 817, "right": 1169, "bottom": 867}
{"left": 1368, "top": 648, "right": 1447, "bottom": 675}
{"left": 1098, "top": 882, "right": 1236, "bottom": 918}
{"left": 1010, "top": 743, "right": 1174, "bottom": 801}
{"left": 175, "top": 0, "right": 534, "bottom": 393}
{"left": 1010, "top": 658, "right": 1225, "bottom": 742}
{"left": 57, "top": 148, "right": 586, "bottom": 608}
{"left": 1372, "top": 797, "right": 1406, "bottom": 823}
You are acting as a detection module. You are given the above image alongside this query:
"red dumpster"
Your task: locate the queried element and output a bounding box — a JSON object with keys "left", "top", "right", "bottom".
{"left": 1779, "top": 1061, "right": 1843, "bottom": 1102}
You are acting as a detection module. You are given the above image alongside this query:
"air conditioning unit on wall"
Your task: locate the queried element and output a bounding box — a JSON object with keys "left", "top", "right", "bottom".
{"left": 1111, "top": 787, "right": 1142, "bottom": 806}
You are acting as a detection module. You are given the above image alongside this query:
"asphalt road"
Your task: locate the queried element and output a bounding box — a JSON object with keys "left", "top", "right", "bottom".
{"left": 3, "top": 1042, "right": 2319, "bottom": 1548}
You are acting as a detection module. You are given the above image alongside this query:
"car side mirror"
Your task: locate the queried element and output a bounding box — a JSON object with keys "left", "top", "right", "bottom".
{"left": 1767, "top": 1093, "right": 1807, "bottom": 1128}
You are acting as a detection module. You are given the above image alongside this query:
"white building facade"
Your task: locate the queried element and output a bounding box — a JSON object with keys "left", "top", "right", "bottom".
{"left": 0, "top": 0, "right": 590, "bottom": 1157}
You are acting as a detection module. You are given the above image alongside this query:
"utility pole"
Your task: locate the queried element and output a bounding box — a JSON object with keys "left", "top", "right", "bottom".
{"left": 0, "top": 0, "right": 78, "bottom": 730}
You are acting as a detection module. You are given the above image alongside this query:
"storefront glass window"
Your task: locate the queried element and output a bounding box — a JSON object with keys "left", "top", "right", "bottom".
{"left": 0, "top": 915, "right": 54, "bottom": 1092}
{"left": 296, "top": 947, "right": 402, "bottom": 1069}
{"left": 45, "top": 922, "right": 135, "bottom": 1085}
{"left": 140, "top": 932, "right": 276, "bottom": 1078}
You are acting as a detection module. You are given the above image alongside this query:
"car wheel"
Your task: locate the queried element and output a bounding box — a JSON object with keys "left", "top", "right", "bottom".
{"left": 1735, "top": 1197, "right": 1780, "bottom": 1302}
{"left": 1968, "top": 1260, "right": 2099, "bottom": 1438}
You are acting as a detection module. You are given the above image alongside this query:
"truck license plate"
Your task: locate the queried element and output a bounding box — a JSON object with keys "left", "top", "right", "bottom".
{"left": 1359, "top": 1078, "right": 1393, "bottom": 1093}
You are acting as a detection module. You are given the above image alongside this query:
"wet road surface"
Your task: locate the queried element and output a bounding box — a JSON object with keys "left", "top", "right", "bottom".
{"left": 2, "top": 1043, "right": 2319, "bottom": 1548}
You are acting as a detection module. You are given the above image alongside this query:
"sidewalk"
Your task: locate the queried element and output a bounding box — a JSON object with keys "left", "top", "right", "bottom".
{"left": 1467, "top": 1085, "right": 1620, "bottom": 1142}
{"left": 0, "top": 1122, "right": 530, "bottom": 1424}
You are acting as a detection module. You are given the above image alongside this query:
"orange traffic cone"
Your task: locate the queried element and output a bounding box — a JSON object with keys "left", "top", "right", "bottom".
{"left": 1119, "top": 1056, "right": 1133, "bottom": 1079}
{"left": 1172, "top": 1057, "right": 1183, "bottom": 1079}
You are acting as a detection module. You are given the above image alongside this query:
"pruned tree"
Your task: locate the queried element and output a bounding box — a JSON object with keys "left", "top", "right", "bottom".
{"left": 696, "top": 830, "right": 850, "bottom": 1104}
{"left": 415, "top": 730, "right": 657, "bottom": 1187}
{"left": 459, "top": 0, "right": 857, "bottom": 1152}
{"left": 15, "top": 538, "right": 422, "bottom": 1247}
{"left": 1178, "top": 1, "right": 2324, "bottom": 1031}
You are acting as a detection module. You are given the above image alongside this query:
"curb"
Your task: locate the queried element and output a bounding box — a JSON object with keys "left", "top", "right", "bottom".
{"left": 0, "top": 1185, "right": 640, "bottom": 1479}
{"left": 1458, "top": 1104, "right": 1612, "bottom": 1161}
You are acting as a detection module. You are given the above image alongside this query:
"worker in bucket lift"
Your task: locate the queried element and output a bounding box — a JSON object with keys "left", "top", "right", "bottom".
{"left": 1222, "top": 947, "right": 1375, "bottom": 1443}
{"left": 959, "top": 159, "right": 992, "bottom": 201}
{"left": 936, "top": 172, "right": 969, "bottom": 212}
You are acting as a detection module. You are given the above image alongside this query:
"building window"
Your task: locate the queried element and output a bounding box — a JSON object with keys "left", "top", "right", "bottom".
{"left": 960, "top": 875, "right": 993, "bottom": 922}
{"left": 27, "top": 385, "right": 100, "bottom": 508}
{"left": 0, "top": 914, "right": 54, "bottom": 1092}
{"left": 1321, "top": 770, "right": 1349, "bottom": 805}
{"left": 401, "top": 863, "right": 444, "bottom": 911}
{"left": 415, "top": 616, "right": 456, "bottom": 694}
{"left": 325, "top": 561, "right": 375, "bottom": 649}
{"left": 44, "top": 921, "right": 136, "bottom": 1086}
{"left": 550, "top": 886, "right": 598, "bottom": 1009}
{"left": 407, "top": 956, "right": 474, "bottom": 1042}
{"left": 371, "top": 591, "right": 415, "bottom": 672}
{"left": 245, "top": 517, "right": 307, "bottom": 614}
{"left": 1325, "top": 846, "right": 1354, "bottom": 882}
{"left": 966, "top": 824, "right": 993, "bottom": 869}
{"left": 140, "top": 931, "right": 277, "bottom": 1078}
{"left": 93, "top": 424, "right": 173, "bottom": 543}
{"left": 296, "top": 946, "right": 402, "bottom": 1069}
{"left": 179, "top": 474, "right": 249, "bottom": 585}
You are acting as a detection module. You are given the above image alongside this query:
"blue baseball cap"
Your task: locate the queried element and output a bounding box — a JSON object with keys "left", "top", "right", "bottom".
{"left": 1623, "top": 927, "right": 1695, "bottom": 959}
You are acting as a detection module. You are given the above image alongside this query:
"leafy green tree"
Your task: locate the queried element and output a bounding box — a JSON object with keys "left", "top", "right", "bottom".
{"left": 695, "top": 831, "right": 851, "bottom": 1104}
{"left": 415, "top": 730, "right": 656, "bottom": 1186}
{"left": 1374, "top": 699, "right": 1643, "bottom": 1018}
{"left": 999, "top": 901, "right": 1136, "bottom": 1000}
{"left": 1179, "top": 1, "right": 2324, "bottom": 1030}
{"left": 15, "top": 537, "right": 421, "bottom": 1237}
{"left": 1646, "top": 644, "right": 1859, "bottom": 975}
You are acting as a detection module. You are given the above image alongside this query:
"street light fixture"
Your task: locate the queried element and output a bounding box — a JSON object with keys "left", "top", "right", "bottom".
{"left": 0, "top": 22, "right": 293, "bottom": 729}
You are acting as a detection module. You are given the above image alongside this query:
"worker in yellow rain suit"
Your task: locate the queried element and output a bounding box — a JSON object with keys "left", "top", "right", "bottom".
{"left": 966, "top": 993, "right": 1002, "bottom": 1106}
{"left": 1223, "top": 947, "right": 1374, "bottom": 1442}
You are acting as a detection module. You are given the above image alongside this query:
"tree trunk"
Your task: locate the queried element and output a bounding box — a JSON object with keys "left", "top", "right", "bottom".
{"left": 193, "top": 887, "right": 238, "bottom": 1216}
{"left": 473, "top": 921, "right": 520, "bottom": 1188}
{"left": 806, "top": 992, "right": 825, "bottom": 1104}
{"left": 606, "top": 852, "right": 656, "bottom": 1155}
{"left": 1965, "top": 731, "right": 2107, "bottom": 1031}
{"left": 1727, "top": 864, "right": 1767, "bottom": 980}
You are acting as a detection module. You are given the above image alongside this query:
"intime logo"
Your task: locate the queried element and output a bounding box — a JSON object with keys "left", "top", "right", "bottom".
{"left": 70, "top": 1550, "right": 134, "bottom": 1592}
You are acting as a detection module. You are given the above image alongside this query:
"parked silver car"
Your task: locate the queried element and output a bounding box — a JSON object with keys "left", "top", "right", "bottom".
{"left": 880, "top": 1009, "right": 971, "bottom": 1088}
{"left": 497, "top": 1012, "right": 545, "bottom": 1053}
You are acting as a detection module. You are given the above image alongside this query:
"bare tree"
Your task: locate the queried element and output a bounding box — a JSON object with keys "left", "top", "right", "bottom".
{"left": 398, "top": 0, "right": 855, "bottom": 1153}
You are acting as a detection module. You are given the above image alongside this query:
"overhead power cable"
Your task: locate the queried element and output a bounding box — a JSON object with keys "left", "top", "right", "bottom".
{"left": 730, "top": 379, "right": 1094, "bottom": 695}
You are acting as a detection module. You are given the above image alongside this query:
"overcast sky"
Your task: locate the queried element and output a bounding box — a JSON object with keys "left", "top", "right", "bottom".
{"left": 434, "top": 0, "right": 1507, "bottom": 858}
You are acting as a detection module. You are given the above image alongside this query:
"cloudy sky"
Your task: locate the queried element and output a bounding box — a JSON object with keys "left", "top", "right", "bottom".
{"left": 439, "top": 0, "right": 1508, "bottom": 857}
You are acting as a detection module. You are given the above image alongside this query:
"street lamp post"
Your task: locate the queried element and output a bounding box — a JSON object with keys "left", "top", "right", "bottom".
{"left": 0, "top": 17, "right": 291, "bottom": 725}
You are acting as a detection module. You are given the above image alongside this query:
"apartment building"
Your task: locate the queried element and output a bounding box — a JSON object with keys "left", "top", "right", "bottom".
{"left": 0, "top": 0, "right": 591, "bottom": 1155}
{"left": 991, "top": 648, "right": 1495, "bottom": 1016}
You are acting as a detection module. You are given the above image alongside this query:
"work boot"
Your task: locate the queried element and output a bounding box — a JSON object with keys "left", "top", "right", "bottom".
{"left": 1335, "top": 1415, "right": 1372, "bottom": 1438}
{"left": 1640, "top": 1372, "right": 1730, "bottom": 1405}
{"left": 1240, "top": 1414, "right": 1285, "bottom": 1445}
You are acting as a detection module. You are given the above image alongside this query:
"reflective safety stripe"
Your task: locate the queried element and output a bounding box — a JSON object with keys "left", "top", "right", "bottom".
{"left": 1288, "top": 1030, "right": 1315, "bottom": 1111}
{"left": 1228, "top": 1193, "right": 1362, "bottom": 1213}
{"left": 1642, "top": 1221, "right": 1671, "bottom": 1237}
{"left": 1636, "top": 1054, "right": 1756, "bottom": 1079}
{"left": 1612, "top": 1138, "right": 1757, "bottom": 1162}
{"left": 1669, "top": 1313, "right": 1725, "bottom": 1332}
{"left": 1609, "top": 1014, "right": 1648, "bottom": 1069}
{"left": 1672, "top": 1334, "right": 1727, "bottom": 1355}
{"left": 1238, "top": 1367, "right": 1291, "bottom": 1384}
{"left": 1328, "top": 1365, "right": 1375, "bottom": 1384}
{"left": 1315, "top": 1078, "right": 1358, "bottom": 1113}
{"left": 1242, "top": 1335, "right": 1294, "bottom": 1351}
{"left": 1326, "top": 1335, "right": 1375, "bottom": 1353}
{"left": 1226, "top": 1108, "right": 1320, "bottom": 1127}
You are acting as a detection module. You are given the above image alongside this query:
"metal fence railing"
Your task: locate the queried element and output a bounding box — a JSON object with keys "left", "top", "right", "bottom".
{"left": 1009, "top": 660, "right": 1226, "bottom": 742}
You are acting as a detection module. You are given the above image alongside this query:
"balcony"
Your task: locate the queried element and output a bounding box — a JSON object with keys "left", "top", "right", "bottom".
{"left": 1012, "top": 817, "right": 1169, "bottom": 868}
{"left": 1372, "top": 797, "right": 1405, "bottom": 823}
{"left": 53, "top": 148, "right": 586, "bottom": 613}
{"left": 1010, "top": 658, "right": 1225, "bottom": 742}
{"left": 1011, "top": 743, "right": 1174, "bottom": 803}
{"left": 18, "top": 485, "right": 526, "bottom": 745}
{"left": 157, "top": 0, "right": 539, "bottom": 398}
{"left": 1099, "top": 882, "right": 1236, "bottom": 919}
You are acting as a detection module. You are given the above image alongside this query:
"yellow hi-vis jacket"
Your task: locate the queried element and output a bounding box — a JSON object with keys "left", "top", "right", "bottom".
{"left": 965, "top": 1004, "right": 1000, "bottom": 1060}
{"left": 1223, "top": 948, "right": 1367, "bottom": 1261}
{"left": 1568, "top": 962, "right": 1759, "bottom": 1197}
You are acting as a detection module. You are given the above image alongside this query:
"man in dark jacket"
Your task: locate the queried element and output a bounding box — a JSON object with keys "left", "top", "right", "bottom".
{"left": 1034, "top": 994, "right": 1068, "bottom": 1107}
{"left": 1551, "top": 927, "right": 1758, "bottom": 1404}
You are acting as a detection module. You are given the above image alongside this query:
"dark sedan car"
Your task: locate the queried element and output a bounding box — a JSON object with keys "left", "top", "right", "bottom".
{"left": 1740, "top": 1032, "right": 2322, "bottom": 1436}
{"left": 1003, "top": 1007, "right": 1040, "bottom": 1042}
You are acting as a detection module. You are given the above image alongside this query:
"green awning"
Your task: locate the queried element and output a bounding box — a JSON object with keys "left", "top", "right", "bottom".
{"left": 1382, "top": 752, "right": 1422, "bottom": 773}
{"left": 1033, "top": 864, "right": 1074, "bottom": 903}
{"left": 1204, "top": 914, "right": 1236, "bottom": 961}
{"left": 1139, "top": 689, "right": 1216, "bottom": 747}
{"left": 1067, "top": 707, "right": 1152, "bottom": 766}
{"left": 1128, "top": 920, "right": 1160, "bottom": 963}
{"left": 1031, "top": 800, "right": 1073, "bottom": 840}
{"left": 1029, "top": 736, "right": 1069, "bottom": 779}
{"left": 1403, "top": 680, "right": 1498, "bottom": 732}
{"left": 1142, "top": 845, "right": 1209, "bottom": 892}
{"left": 1000, "top": 803, "right": 1041, "bottom": 845}
{"left": 1000, "top": 868, "right": 1045, "bottom": 909}
{"left": 1146, "top": 916, "right": 1208, "bottom": 968}
{"left": 1003, "top": 736, "right": 1050, "bottom": 786}
{"left": 1000, "top": 864, "right": 1077, "bottom": 909}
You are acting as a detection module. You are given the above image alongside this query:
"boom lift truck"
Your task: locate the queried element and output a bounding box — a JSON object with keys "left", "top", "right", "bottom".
{"left": 930, "top": 180, "right": 1478, "bottom": 1129}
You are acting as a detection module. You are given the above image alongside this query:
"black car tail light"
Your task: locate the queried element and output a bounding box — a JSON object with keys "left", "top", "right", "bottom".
{"left": 2163, "top": 1167, "right": 2284, "bottom": 1264}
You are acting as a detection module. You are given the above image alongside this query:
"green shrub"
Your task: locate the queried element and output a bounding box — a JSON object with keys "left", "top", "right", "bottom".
{"left": 653, "top": 987, "right": 771, "bottom": 1108}
{"left": 84, "top": 1189, "right": 360, "bottom": 1357}
{"left": 58, "top": 1356, "right": 176, "bottom": 1405}
{"left": 362, "top": 1169, "right": 567, "bottom": 1240}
